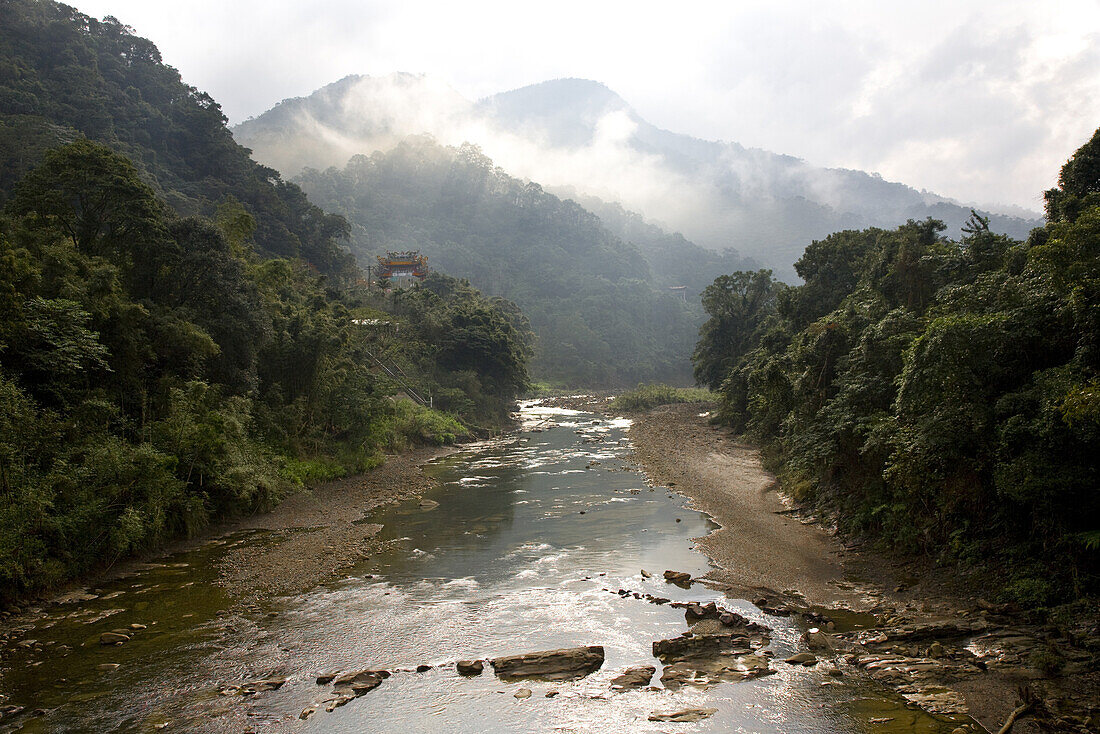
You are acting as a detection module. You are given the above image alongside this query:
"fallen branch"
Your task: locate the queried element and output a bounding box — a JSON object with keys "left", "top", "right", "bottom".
{"left": 996, "top": 686, "right": 1036, "bottom": 734}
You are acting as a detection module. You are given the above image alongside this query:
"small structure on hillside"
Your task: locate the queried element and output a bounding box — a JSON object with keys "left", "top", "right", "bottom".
{"left": 377, "top": 250, "right": 429, "bottom": 280}
{"left": 668, "top": 285, "right": 688, "bottom": 303}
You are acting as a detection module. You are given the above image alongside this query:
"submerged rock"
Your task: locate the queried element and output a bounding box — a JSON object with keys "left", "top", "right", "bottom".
{"left": 98, "top": 632, "right": 129, "bottom": 646}
{"left": 648, "top": 707, "right": 718, "bottom": 722}
{"left": 610, "top": 665, "right": 655, "bottom": 689}
{"left": 491, "top": 646, "right": 604, "bottom": 681}
{"left": 242, "top": 677, "right": 287, "bottom": 693}
{"left": 663, "top": 570, "right": 693, "bottom": 588}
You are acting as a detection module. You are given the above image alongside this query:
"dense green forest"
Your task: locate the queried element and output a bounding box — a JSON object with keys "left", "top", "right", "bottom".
{"left": 0, "top": 2, "right": 532, "bottom": 603}
{"left": 693, "top": 130, "right": 1100, "bottom": 605}
{"left": 0, "top": 0, "right": 355, "bottom": 279}
{"left": 0, "top": 139, "right": 530, "bottom": 602}
{"left": 296, "top": 137, "right": 719, "bottom": 386}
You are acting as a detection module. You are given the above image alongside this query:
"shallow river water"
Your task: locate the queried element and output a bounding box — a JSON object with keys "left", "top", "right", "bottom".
{"left": 0, "top": 403, "right": 975, "bottom": 733}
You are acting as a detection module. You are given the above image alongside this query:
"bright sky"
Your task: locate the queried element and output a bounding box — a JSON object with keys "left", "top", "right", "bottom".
{"left": 74, "top": 0, "right": 1100, "bottom": 212}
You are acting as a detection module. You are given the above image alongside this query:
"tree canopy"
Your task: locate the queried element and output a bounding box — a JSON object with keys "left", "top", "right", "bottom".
{"left": 0, "top": 139, "right": 530, "bottom": 603}
{"left": 693, "top": 129, "right": 1100, "bottom": 606}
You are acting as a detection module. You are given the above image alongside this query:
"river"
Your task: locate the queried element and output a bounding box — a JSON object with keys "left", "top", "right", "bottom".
{"left": 0, "top": 402, "right": 973, "bottom": 732}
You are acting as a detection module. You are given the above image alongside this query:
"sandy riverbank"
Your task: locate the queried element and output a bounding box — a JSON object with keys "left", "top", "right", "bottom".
{"left": 216, "top": 445, "right": 455, "bottom": 602}
{"left": 629, "top": 403, "right": 858, "bottom": 608}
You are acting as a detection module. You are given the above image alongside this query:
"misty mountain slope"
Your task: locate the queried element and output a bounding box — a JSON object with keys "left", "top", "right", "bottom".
{"left": 296, "top": 136, "right": 704, "bottom": 386}
{"left": 234, "top": 74, "right": 1042, "bottom": 279}
{"left": 549, "top": 185, "right": 760, "bottom": 296}
{"left": 0, "top": 0, "right": 354, "bottom": 278}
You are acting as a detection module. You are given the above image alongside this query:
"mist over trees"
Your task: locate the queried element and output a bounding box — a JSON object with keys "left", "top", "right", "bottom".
{"left": 691, "top": 130, "right": 1100, "bottom": 605}
{"left": 296, "top": 136, "right": 720, "bottom": 386}
{"left": 233, "top": 74, "right": 1042, "bottom": 281}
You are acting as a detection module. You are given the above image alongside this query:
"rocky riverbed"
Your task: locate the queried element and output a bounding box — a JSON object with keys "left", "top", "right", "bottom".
{"left": 624, "top": 400, "right": 1100, "bottom": 734}
{"left": 0, "top": 399, "right": 1095, "bottom": 733}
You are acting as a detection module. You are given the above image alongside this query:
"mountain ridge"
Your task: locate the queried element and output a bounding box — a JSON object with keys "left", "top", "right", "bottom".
{"left": 233, "top": 73, "right": 1042, "bottom": 278}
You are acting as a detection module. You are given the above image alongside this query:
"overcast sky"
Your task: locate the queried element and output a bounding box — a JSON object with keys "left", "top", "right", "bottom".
{"left": 75, "top": 0, "right": 1100, "bottom": 212}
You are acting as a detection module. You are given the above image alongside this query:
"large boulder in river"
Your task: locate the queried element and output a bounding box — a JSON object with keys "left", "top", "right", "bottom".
{"left": 332, "top": 669, "right": 390, "bottom": 696}
{"left": 456, "top": 660, "right": 484, "bottom": 676}
{"left": 490, "top": 646, "right": 604, "bottom": 681}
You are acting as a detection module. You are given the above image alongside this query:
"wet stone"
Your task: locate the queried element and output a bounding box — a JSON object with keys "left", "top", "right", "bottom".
{"left": 784, "top": 652, "right": 818, "bottom": 666}
{"left": 491, "top": 646, "right": 605, "bottom": 682}
{"left": 663, "top": 570, "right": 693, "bottom": 588}
{"left": 456, "top": 660, "right": 484, "bottom": 676}
{"left": 610, "top": 665, "right": 655, "bottom": 689}
{"left": 649, "top": 707, "right": 718, "bottom": 723}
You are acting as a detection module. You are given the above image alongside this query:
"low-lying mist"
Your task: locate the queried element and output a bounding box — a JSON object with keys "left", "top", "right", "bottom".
{"left": 233, "top": 73, "right": 1043, "bottom": 278}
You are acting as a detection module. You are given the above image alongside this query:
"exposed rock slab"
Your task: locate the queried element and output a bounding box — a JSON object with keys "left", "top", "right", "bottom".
{"left": 490, "top": 646, "right": 604, "bottom": 681}
{"left": 648, "top": 707, "right": 718, "bottom": 722}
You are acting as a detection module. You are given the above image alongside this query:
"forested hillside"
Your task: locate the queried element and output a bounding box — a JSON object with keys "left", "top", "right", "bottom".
{"left": 551, "top": 188, "right": 759, "bottom": 296}
{"left": 0, "top": 0, "right": 355, "bottom": 278}
{"left": 692, "top": 130, "right": 1100, "bottom": 605}
{"left": 0, "top": 2, "right": 532, "bottom": 603}
{"left": 297, "top": 137, "right": 704, "bottom": 386}
{"left": 0, "top": 139, "right": 530, "bottom": 602}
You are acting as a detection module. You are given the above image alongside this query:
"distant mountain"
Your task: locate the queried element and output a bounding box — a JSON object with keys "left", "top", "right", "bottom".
{"left": 234, "top": 74, "right": 1042, "bottom": 279}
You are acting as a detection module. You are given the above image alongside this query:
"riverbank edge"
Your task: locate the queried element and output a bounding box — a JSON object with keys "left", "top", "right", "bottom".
{"left": 0, "top": 440, "right": 461, "bottom": 620}
{"left": 601, "top": 398, "right": 1097, "bottom": 734}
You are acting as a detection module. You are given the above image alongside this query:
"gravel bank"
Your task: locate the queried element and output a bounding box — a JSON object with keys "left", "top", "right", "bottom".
{"left": 628, "top": 403, "right": 860, "bottom": 607}
{"left": 626, "top": 401, "right": 1097, "bottom": 734}
{"left": 218, "top": 445, "right": 455, "bottom": 601}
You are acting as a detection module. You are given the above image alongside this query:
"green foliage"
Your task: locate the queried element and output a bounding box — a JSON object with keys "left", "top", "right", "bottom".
{"left": 610, "top": 383, "right": 712, "bottom": 412}
{"left": 1029, "top": 646, "right": 1066, "bottom": 677}
{"left": 0, "top": 0, "right": 355, "bottom": 280}
{"left": 693, "top": 270, "right": 784, "bottom": 390}
{"left": 1045, "top": 127, "right": 1100, "bottom": 223}
{"left": 694, "top": 130, "right": 1100, "bottom": 604}
{"left": 0, "top": 7, "right": 538, "bottom": 603}
{"left": 380, "top": 401, "right": 469, "bottom": 449}
{"left": 0, "top": 137, "right": 529, "bottom": 603}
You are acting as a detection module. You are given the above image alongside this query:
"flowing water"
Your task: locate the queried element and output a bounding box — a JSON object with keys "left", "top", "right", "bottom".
{"left": 0, "top": 403, "right": 975, "bottom": 733}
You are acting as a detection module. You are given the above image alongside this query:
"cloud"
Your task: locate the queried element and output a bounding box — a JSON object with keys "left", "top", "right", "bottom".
{"left": 70, "top": 0, "right": 1100, "bottom": 210}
